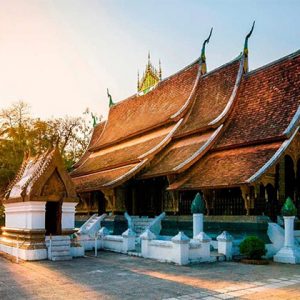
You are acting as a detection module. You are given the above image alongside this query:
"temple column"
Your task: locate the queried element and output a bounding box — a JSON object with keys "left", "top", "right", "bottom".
{"left": 240, "top": 186, "right": 251, "bottom": 216}
{"left": 172, "top": 191, "right": 179, "bottom": 215}
{"left": 202, "top": 190, "right": 211, "bottom": 215}
{"left": 104, "top": 188, "right": 127, "bottom": 215}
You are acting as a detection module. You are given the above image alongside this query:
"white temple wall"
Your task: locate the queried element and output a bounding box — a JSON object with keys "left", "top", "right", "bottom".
{"left": 4, "top": 202, "right": 46, "bottom": 229}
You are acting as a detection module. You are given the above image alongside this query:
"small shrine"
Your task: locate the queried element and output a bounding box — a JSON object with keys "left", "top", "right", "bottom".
{"left": 0, "top": 147, "right": 80, "bottom": 260}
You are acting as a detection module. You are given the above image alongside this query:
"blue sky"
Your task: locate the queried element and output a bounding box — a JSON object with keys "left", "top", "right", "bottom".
{"left": 0, "top": 0, "right": 299, "bottom": 119}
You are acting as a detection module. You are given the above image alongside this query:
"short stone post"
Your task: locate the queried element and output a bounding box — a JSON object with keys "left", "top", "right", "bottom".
{"left": 274, "top": 198, "right": 300, "bottom": 264}
{"left": 194, "top": 232, "right": 211, "bottom": 258}
{"left": 122, "top": 229, "right": 136, "bottom": 252}
{"left": 98, "top": 227, "right": 109, "bottom": 249}
{"left": 191, "top": 193, "right": 205, "bottom": 238}
{"left": 171, "top": 232, "right": 190, "bottom": 265}
{"left": 140, "top": 229, "right": 156, "bottom": 258}
{"left": 217, "top": 231, "right": 233, "bottom": 260}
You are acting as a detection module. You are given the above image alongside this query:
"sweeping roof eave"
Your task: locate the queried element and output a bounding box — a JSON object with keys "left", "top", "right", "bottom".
{"left": 215, "top": 51, "right": 300, "bottom": 150}
{"left": 139, "top": 126, "right": 223, "bottom": 179}
{"left": 167, "top": 140, "right": 286, "bottom": 191}
{"left": 175, "top": 55, "right": 244, "bottom": 138}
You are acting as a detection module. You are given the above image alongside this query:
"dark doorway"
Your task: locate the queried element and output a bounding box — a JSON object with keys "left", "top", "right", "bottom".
{"left": 125, "top": 177, "right": 167, "bottom": 216}
{"left": 285, "top": 155, "right": 295, "bottom": 200}
{"left": 265, "top": 184, "right": 278, "bottom": 222}
{"left": 45, "top": 201, "right": 62, "bottom": 235}
{"left": 94, "top": 191, "right": 106, "bottom": 215}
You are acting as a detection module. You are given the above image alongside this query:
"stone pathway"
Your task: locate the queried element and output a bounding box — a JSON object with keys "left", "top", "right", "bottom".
{"left": 163, "top": 275, "right": 300, "bottom": 299}
{"left": 0, "top": 251, "right": 299, "bottom": 299}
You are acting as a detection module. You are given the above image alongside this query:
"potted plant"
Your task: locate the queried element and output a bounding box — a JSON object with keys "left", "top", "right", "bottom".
{"left": 239, "top": 236, "right": 268, "bottom": 264}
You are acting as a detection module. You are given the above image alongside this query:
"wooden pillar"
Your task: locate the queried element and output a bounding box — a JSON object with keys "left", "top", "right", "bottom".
{"left": 240, "top": 186, "right": 251, "bottom": 216}
{"left": 202, "top": 190, "right": 211, "bottom": 216}
{"left": 170, "top": 191, "right": 179, "bottom": 215}
{"left": 103, "top": 188, "right": 127, "bottom": 215}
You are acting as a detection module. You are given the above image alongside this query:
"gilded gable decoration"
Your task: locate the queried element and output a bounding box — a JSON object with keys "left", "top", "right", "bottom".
{"left": 137, "top": 52, "right": 162, "bottom": 95}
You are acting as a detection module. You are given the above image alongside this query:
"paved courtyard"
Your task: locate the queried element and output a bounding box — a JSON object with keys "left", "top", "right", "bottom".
{"left": 0, "top": 251, "right": 300, "bottom": 300}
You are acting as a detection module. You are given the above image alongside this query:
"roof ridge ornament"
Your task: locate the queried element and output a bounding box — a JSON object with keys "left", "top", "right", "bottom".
{"left": 107, "top": 88, "right": 115, "bottom": 108}
{"left": 243, "top": 21, "right": 255, "bottom": 73}
{"left": 91, "top": 112, "right": 98, "bottom": 127}
{"left": 200, "top": 27, "right": 213, "bottom": 75}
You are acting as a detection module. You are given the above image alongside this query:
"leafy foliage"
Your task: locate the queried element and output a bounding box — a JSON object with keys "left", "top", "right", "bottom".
{"left": 281, "top": 197, "right": 297, "bottom": 216}
{"left": 0, "top": 204, "right": 4, "bottom": 226}
{"left": 239, "top": 236, "right": 266, "bottom": 260}
{"left": 0, "top": 101, "right": 101, "bottom": 193}
{"left": 191, "top": 192, "right": 205, "bottom": 214}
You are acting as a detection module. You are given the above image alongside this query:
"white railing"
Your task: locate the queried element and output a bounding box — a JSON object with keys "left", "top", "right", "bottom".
{"left": 78, "top": 213, "right": 107, "bottom": 236}
{"left": 124, "top": 212, "right": 134, "bottom": 230}
{"left": 77, "top": 214, "right": 98, "bottom": 234}
{"left": 147, "top": 212, "right": 166, "bottom": 235}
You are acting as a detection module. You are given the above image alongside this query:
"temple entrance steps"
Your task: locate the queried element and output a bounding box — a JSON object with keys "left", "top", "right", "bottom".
{"left": 131, "top": 216, "right": 155, "bottom": 236}
{"left": 46, "top": 236, "right": 72, "bottom": 261}
{"left": 77, "top": 213, "right": 107, "bottom": 236}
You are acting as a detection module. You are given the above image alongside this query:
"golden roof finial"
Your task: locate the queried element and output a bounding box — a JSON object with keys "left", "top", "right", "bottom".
{"left": 137, "top": 52, "right": 161, "bottom": 95}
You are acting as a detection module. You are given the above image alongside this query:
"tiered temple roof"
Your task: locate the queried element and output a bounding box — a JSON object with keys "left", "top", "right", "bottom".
{"left": 71, "top": 36, "right": 300, "bottom": 193}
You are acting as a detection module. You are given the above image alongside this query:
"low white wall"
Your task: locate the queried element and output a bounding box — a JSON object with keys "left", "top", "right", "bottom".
{"left": 295, "top": 230, "right": 300, "bottom": 244}
{"left": 77, "top": 228, "right": 136, "bottom": 253}
{"left": 102, "top": 235, "right": 123, "bottom": 252}
{"left": 189, "top": 240, "right": 211, "bottom": 262}
{"left": 0, "top": 243, "right": 47, "bottom": 260}
{"left": 4, "top": 202, "right": 46, "bottom": 229}
{"left": 70, "top": 245, "right": 85, "bottom": 257}
{"left": 145, "top": 240, "right": 174, "bottom": 263}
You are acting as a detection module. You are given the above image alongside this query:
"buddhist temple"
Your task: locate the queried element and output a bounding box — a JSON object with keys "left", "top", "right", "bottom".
{"left": 71, "top": 26, "right": 300, "bottom": 228}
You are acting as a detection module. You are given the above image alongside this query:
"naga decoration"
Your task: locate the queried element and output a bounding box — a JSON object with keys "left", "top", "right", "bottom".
{"left": 243, "top": 21, "right": 255, "bottom": 73}
{"left": 91, "top": 112, "right": 98, "bottom": 127}
{"left": 107, "top": 88, "right": 115, "bottom": 108}
{"left": 200, "top": 27, "right": 213, "bottom": 75}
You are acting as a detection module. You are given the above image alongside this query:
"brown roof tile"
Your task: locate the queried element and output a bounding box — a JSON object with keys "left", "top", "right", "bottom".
{"left": 169, "top": 142, "right": 282, "bottom": 190}
{"left": 216, "top": 52, "right": 300, "bottom": 149}
{"left": 140, "top": 131, "right": 215, "bottom": 178}
{"left": 72, "top": 164, "right": 138, "bottom": 192}
{"left": 73, "top": 121, "right": 106, "bottom": 168}
{"left": 176, "top": 58, "right": 241, "bottom": 136}
{"left": 71, "top": 124, "right": 176, "bottom": 177}
{"left": 91, "top": 61, "right": 199, "bottom": 149}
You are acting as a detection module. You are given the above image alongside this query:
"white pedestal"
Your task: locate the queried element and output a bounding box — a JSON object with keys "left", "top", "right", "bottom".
{"left": 217, "top": 231, "right": 233, "bottom": 260}
{"left": 193, "top": 213, "right": 203, "bottom": 238}
{"left": 274, "top": 216, "right": 300, "bottom": 264}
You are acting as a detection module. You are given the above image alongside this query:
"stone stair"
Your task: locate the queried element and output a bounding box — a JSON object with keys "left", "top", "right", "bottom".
{"left": 78, "top": 213, "right": 106, "bottom": 236}
{"left": 131, "top": 216, "right": 155, "bottom": 236}
{"left": 46, "top": 235, "right": 72, "bottom": 261}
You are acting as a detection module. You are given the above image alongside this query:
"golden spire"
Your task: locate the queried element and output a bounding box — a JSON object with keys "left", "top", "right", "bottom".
{"left": 137, "top": 53, "right": 161, "bottom": 95}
